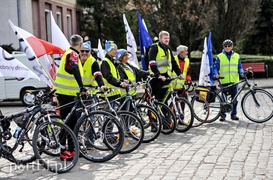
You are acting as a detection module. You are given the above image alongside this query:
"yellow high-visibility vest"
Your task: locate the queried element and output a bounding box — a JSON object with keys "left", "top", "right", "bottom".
{"left": 100, "top": 58, "right": 120, "bottom": 97}
{"left": 217, "top": 53, "right": 240, "bottom": 84}
{"left": 54, "top": 48, "right": 83, "bottom": 96}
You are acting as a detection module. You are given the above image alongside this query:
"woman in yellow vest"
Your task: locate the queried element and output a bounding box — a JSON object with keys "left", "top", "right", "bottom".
{"left": 213, "top": 39, "right": 244, "bottom": 122}
{"left": 116, "top": 49, "right": 149, "bottom": 110}
{"left": 53, "top": 34, "right": 86, "bottom": 160}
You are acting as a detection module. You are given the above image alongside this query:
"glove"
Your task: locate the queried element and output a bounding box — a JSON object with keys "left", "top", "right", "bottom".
{"left": 80, "top": 86, "right": 88, "bottom": 93}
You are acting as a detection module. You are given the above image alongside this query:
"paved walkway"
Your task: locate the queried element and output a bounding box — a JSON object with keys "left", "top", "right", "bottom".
{"left": 0, "top": 79, "right": 273, "bottom": 180}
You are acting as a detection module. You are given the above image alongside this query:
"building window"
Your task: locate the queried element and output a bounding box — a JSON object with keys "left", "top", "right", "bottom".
{"left": 57, "top": 12, "right": 62, "bottom": 30}
{"left": 45, "top": 10, "right": 52, "bottom": 42}
{"left": 67, "top": 14, "right": 72, "bottom": 38}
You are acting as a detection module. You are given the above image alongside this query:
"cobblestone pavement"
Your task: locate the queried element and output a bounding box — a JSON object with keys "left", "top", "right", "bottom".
{"left": 0, "top": 81, "right": 273, "bottom": 180}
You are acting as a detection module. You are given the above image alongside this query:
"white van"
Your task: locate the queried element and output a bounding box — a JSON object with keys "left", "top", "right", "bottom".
{"left": 0, "top": 52, "right": 49, "bottom": 106}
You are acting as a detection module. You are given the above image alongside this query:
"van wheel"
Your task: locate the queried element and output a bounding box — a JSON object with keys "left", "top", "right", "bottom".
{"left": 20, "top": 90, "right": 35, "bottom": 106}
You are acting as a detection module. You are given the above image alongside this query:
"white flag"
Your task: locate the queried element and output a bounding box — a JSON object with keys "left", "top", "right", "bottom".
{"left": 123, "top": 14, "right": 139, "bottom": 68}
{"left": 9, "top": 20, "right": 53, "bottom": 87}
{"left": 97, "top": 39, "right": 105, "bottom": 61}
{"left": 50, "top": 11, "right": 70, "bottom": 72}
{"left": 199, "top": 37, "right": 211, "bottom": 86}
{"left": 0, "top": 47, "right": 39, "bottom": 80}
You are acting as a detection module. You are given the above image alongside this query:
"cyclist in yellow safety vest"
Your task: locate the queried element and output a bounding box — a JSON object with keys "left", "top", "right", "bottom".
{"left": 53, "top": 34, "right": 86, "bottom": 161}
{"left": 100, "top": 41, "right": 129, "bottom": 103}
{"left": 116, "top": 49, "right": 150, "bottom": 110}
{"left": 117, "top": 49, "right": 150, "bottom": 97}
{"left": 171, "top": 45, "right": 192, "bottom": 94}
{"left": 213, "top": 39, "right": 244, "bottom": 122}
{"left": 80, "top": 41, "right": 106, "bottom": 95}
{"left": 148, "top": 30, "right": 184, "bottom": 102}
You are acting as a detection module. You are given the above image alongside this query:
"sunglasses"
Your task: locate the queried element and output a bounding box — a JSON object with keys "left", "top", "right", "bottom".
{"left": 81, "top": 50, "right": 90, "bottom": 53}
{"left": 224, "top": 45, "right": 232, "bottom": 48}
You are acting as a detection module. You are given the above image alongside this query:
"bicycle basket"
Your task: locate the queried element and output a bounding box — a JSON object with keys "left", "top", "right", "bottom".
{"left": 196, "top": 86, "right": 217, "bottom": 103}
{"left": 195, "top": 86, "right": 210, "bottom": 102}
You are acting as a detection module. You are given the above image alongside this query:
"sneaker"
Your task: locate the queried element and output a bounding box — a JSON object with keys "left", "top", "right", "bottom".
{"left": 231, "top": 116, "right": 239, "bottom": 120}
{"left": 70, "top": 150, "right": 76, "bottom": 157}
{"left": 219, "top": 117, "right": 226, "bottom": 121}
{"left": 60, "top": 150, "right": 73, "bottom": 161}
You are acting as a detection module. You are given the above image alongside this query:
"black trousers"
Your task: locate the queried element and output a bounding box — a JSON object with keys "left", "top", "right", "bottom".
{"left": 57, "top": 93, "right": 77, "bottom": 152}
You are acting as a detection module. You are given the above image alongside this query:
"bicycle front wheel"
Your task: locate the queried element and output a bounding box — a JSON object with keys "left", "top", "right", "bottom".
{"left": 33, "top": 120, "right": 79, "bottom": 174}
{"left": 153, "top": 101, "right": 176, "bottom": 134}
{"left": 74, "top": 111, "right": 124, "bottom": 162}
{"left": 116, "top": 111, "right": 144, "bottom": 154}
{"left": 170, "top": 97, "right": 194, "bottom": 132}
{"left": 242, "top": 88, "right": 273, "bottom": 123}
{"left": 135, "top": 104, "right": 161, "bottom": 143}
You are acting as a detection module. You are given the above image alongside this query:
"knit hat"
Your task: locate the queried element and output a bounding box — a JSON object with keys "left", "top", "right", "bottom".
{"left": 116, "top": 49, "right": 128, "bottom": 61}
{"left": 82, "top": 41, "right": 91, "bottom": 50}
{"left": 105, "top": 41, "right": 117, "bottom": 53}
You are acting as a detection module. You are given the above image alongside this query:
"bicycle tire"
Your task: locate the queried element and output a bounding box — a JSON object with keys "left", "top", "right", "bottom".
{"left": 170, "top": 97, "right": 194, "bottom": 132}
{"left": 241, "top": 88, "right": 273, "bottom": 123}
{"left": 153, "top": 101, "right": 176, "bottom": 134}
{"left": 203, "top": 92, "right": 222, "bottom": 123}
{"left": 116, "top": 111, "right": 144, "bottom": 154}
{"left": 74, "top": 110, "right": 124, "bottom": 162}
{"left": 190, "top": 93, "right": 210, "bottom": 127}
{"left": 33, "top": 120, "right": 79, "bottom": 174}
{"left": 135, "top": 104, "right": 162, "bottom": 143}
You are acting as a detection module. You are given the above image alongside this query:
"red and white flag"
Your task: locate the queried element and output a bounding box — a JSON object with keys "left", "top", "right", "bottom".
{"left": 9, "top": 20, "right": 62, "bottom": 87}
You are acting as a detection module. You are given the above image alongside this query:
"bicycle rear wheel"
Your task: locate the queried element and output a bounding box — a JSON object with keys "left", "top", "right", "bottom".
{"left": 33, "top": 119, "right": 79, "bottom": 174}
{"left": 190, "top": 93, "right": 210, "bottom": 127}
{"left": 170, "top": 97, "right": 194, "bottom": 132}
{"left": 74, "top": 111, "right": 124, "bottom": 162}
{"left": 242, "top": 88, "right": 273, "bottom": 123}
{"left": 153, "top": 101, "right": 176, "bottom": 134}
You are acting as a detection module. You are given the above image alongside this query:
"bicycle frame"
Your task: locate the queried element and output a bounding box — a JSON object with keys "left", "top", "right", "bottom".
{"left": 213, "top": 73, "right": 259, "bottom": 108}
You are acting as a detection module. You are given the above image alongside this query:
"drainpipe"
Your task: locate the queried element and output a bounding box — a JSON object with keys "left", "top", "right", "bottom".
{"left": 17, "top": 0, "right": 22, "bottom": 50}
{"left": 17, "top": 0, "right": 21, "bottom": 27}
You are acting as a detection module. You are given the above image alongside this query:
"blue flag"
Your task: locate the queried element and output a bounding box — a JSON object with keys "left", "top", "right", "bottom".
{"left": 207, "top": 32, "right": 214, "bottom": 84}
{"left": 137, "top": 12, "right": 153, "bottom": 70}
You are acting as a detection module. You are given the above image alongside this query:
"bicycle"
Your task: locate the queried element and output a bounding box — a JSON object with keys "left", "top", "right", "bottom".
{"left": 84, "top": 86, "right": 144, "bottom": 154}
{"left": 56, "top": 90, "right": 125, "bottom": 162}
{"left": 136, "top": 76, "right": 177, "bottom": 134}
{"left": 192, "top": 68, "right": 273, "bottom": 123}
{"left": 91, "top": 85, "right": 160, "bottom": 144}
{"left": 0, "top": 90, "right": 80, "bottom": 174}
{"left": 161, "top": 77, "right": 194, "bottom": 132}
